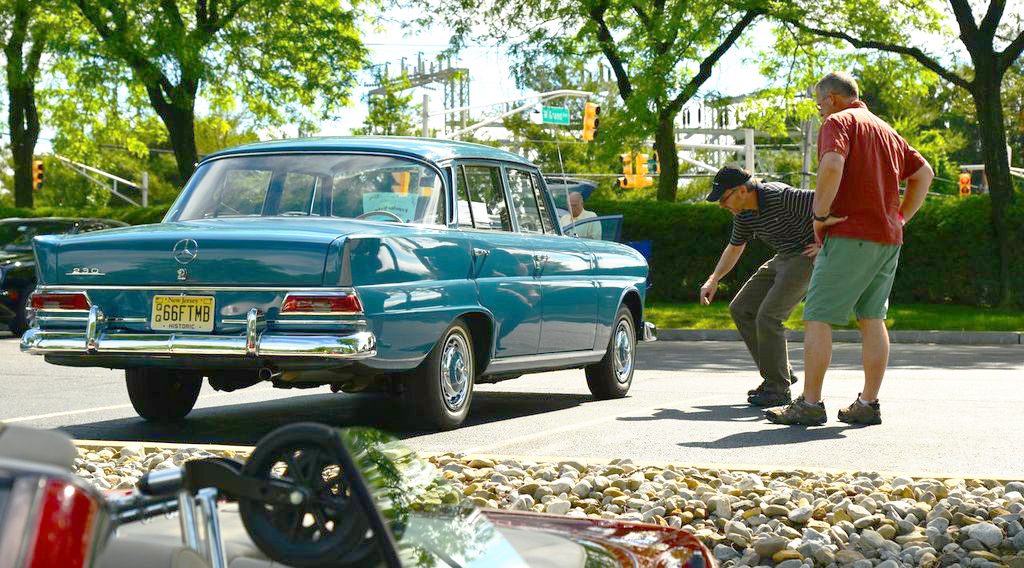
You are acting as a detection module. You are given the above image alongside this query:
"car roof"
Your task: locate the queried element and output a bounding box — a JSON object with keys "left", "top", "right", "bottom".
{"left": 201, "top": 136, "right": 536, "bottom": 167}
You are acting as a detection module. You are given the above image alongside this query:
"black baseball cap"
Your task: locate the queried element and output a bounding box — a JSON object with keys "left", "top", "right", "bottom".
{"left": 706, "top": 166, "right": 752, "bottom": 201}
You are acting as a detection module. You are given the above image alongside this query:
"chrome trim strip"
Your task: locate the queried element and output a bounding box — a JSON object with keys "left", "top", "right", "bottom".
{"left": 255, "top": 319, "right": 369, "bottom": 326}
{"left": 484, "top": 349, "right": 605, "bottom": 375}
{"left": 20, "top": 328, "right": 377, "bottom": 359}
{"left": 38, "top": 285, "right": 355, "bottom": 292}
{"left": 642, "top": 321, "right": 657, "bottom": 342}
{"left": 36, "top": 316, "right": 89, "bottom": 323}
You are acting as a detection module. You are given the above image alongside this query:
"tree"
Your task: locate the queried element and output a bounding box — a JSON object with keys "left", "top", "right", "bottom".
{"left": 353, "top": 71, "right": 418, "bottom": 136}
{"left": 1, "top": 0, "right": 50, "bottom": 208}
{"left": 771, "top": 0, "right": 1024, "bottom": 305}
{"left": 411, "top": 0, "right": 762, "bottom": 201}
{"left": 69, "top": 0, "right": 370, "bottom": 184}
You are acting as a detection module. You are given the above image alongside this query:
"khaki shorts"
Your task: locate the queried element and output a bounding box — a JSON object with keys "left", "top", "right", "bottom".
{"left": 803, "top": 237, "right": 901, "bottom": 325}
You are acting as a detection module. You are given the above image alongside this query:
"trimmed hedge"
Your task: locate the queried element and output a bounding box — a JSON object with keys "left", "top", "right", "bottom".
{"left": 590, "top": 195, "right": 1023, "bottom": 306}
{"left": 3, "top": 196, "right": 1019, "bottom": 306}
{"left": 0, "top": 204, "right": 171, "bottom": 226}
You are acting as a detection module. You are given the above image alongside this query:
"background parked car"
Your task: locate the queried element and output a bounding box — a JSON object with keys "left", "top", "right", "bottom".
{"left": 0, "top": 217, "right": 128, "bottom": 337}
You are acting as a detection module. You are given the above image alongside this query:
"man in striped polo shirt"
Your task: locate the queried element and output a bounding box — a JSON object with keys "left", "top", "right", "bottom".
{"left": 700, "top": 166, "right": 844, "bottom": 406}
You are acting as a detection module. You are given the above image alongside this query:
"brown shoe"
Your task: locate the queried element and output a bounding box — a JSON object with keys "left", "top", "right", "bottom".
{"left": 838, "top": 395, "right": 882, "bottom": 425}
{"left": 765, "top": 395, "right": 826, "bottom": 426}
{"left": 748, "top": 389, "right": 791, "bottom": 407}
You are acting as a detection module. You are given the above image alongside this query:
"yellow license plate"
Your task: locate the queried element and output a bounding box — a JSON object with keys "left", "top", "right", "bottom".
{"left": 151, "top": 295, "right": 215, "bottom": 332}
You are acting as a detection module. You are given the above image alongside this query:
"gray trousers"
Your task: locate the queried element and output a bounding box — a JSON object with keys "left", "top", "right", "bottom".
{"left": 729, "top": 251, "right": 814, "bottom": 392}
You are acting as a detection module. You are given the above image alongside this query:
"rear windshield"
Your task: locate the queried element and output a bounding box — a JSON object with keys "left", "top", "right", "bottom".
{"left": 173, "top": 154, "right": 445, "bottom": 224}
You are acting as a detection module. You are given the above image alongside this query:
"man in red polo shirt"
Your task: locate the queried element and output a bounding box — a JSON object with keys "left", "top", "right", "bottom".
{"left": 766, "top": 71, "right": 934, "bottom": 426}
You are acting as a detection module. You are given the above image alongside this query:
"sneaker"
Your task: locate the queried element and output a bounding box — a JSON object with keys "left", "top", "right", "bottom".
{"left": 748, "top": 389, "right": 792, "bottom": 407}
{"left": 765, "top": 395, "right": 827, "bottom": 426}
{"left": 838, "top": 395, "right": 882, "bottom": 425}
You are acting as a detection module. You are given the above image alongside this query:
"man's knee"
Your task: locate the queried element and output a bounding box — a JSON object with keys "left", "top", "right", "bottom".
{"left": 730, "top": 298, "right": 754, "bottom": 321}
{"left": 755, "top": 308, "right": 785, "bottom": 330}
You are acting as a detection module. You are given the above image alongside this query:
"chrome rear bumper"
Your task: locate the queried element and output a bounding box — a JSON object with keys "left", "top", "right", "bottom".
{"left": 21, "top": 307, "right": 376, "bottom": 359}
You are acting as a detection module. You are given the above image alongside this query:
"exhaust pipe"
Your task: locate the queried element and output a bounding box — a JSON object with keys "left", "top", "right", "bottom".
{"left": 257, "top": 367, "right": 280, "bottom": 381}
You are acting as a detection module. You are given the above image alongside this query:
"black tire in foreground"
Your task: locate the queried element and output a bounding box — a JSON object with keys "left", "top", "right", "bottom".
{"left": 404, "top": 319, "right": 475, "bottom": 430}
{"left": 125, "top": 368, "right": 203, "bottom": 421}
{"left": 585, "top": 305, "right": 637, "bottom": 399}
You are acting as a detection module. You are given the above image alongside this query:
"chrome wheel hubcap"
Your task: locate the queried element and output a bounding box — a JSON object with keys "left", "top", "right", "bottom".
{"left": 613, "top": 319, "right": 634, "bottom": 384}
{"left": 439, "top": 331, "right": 471, "bottom": 411}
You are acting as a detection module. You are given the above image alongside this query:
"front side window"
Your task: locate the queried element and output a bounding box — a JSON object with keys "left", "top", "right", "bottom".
{"left": 174, "top": 154, "right": 444, "bottom": 224}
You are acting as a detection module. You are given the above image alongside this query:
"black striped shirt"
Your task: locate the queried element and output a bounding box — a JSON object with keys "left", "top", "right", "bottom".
{"left": 729, "top": 182, "right": 815, "bottom": 254}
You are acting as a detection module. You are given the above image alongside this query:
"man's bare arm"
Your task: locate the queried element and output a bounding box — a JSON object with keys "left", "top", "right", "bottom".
{"left": 898, "top": 163, "right": 935, "bottom": 224}
{"left": 700, "top": 243, "right": 746, "bottom": 305}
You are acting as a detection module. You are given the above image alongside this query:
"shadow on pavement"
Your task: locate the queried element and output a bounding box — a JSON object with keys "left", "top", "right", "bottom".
{"left": 58, "top": 390, "right": 593, "bottom": 446}
{"left": 618, "top": 404, "right": 765, "bottom": 424}
{"left": 678, "top": 426, "right": 849, "bottom": 449}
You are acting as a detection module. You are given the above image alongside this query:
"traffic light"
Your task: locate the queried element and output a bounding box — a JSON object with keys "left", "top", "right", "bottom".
{"left": 634, "top": 153, "right": 653, "bottom": 188}
{"left": 617, "top": 153, "right": 635, "bottom": 188}
{"left": 582, "top": 102, "right": 600, "bottom": 142}
{"left": 31, "top": 160, "right": 45, "bottom": 191}
{"left": 958, "top": 172, "right": 971, "bottom": 197}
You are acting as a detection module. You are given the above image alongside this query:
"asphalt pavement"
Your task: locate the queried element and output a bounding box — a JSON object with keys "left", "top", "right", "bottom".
{"left": 1, "top": 333, "right": 1022, "bottom": 479}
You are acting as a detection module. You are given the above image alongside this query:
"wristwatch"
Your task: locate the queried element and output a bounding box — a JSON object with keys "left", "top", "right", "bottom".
{"left": 812, "top": 213, "right": 830, "bottom": 222}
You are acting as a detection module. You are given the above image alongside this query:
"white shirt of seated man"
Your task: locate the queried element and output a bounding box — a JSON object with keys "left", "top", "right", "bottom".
{"left": 559, "top": 191, "right": 601, "bottom": 239}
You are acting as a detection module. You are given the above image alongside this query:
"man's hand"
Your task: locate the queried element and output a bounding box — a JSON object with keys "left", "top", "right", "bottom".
{"left": 802, "top": 242, "right": 821, "bottom": 258}
{"left": 812, "top": 215, "right": 848, "bottom": 246}
{"left": 699, "top": 278, "right": 718, "bottom": 305}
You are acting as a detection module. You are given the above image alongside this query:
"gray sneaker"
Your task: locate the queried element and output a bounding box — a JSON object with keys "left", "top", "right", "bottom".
{"left": 838, "top": 395, "right": 882, "bottom": 425}
{"left": 765, "top": 395, "right": 827, "bottom": 426}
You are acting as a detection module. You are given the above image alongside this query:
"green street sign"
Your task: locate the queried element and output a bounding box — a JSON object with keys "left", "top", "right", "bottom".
{"left": 541, "top": 106, "right": 570, "bottom": 125}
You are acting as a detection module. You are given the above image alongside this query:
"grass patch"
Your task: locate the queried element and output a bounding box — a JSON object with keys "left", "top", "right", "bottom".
{"left": 645, "top": 301, "right": 1024, "bottom": 332}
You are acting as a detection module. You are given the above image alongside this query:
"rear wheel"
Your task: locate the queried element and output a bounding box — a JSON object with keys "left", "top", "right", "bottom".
{"left": 404, "top": 319, "right": 474, "bottom": 430}
{"left": 125, "top": 368, "right": 203, "bottom": 421}
{"left": 586, "top": 305, "right": 636, "bottom": 399}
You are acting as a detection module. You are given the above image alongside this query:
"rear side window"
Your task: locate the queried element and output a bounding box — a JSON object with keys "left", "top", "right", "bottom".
{"left": 459, "top": 165, "right": 511, "bottom": 231}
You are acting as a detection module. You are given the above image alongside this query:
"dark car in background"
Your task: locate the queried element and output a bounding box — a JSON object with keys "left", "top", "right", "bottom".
{"left": 0, "top": 217, "right": 128, "bottom": 336}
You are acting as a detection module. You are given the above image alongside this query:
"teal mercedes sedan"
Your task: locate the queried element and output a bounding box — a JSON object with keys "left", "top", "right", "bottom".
{"left": 21, "top": 137, "right": 654, "bottom": 429}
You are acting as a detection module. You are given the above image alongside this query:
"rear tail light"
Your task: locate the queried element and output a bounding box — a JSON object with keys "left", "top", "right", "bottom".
{"left": 30, "top": 291, "right": 91, "bottom": 311}
{"left": 281, "top": 292, "right": 362, "bottom": 315}
{"left": 24, "top": 479, "right": 104, "bottom": 568}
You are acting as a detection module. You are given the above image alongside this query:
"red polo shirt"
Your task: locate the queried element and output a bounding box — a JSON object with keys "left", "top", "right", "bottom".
{"left": 818, "top": 100, "right": 926, "bottom": 245}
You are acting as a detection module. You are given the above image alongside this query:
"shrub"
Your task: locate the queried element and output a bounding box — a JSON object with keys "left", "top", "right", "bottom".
{"left": 591, "top": 195, "right": 1023, "bottom": 306}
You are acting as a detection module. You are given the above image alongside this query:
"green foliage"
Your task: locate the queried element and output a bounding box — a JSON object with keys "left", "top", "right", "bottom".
{"left": 589, "top": 194, "right": 1024, "bottom": 306}
{"left": 353, "top": 72, "right": 418, "bottom": 136}
{"left": 0, "top": 203, "right": 170, "bottom": 225}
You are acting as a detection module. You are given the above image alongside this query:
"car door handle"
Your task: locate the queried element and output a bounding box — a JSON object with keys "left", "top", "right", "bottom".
{"left": 532, "top": 254, "right": 548, "bottom": 274}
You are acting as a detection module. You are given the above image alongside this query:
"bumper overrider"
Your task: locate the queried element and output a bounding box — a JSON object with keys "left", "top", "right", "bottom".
{"left": 21, "top": 306, "right": 376, "bottom": 359}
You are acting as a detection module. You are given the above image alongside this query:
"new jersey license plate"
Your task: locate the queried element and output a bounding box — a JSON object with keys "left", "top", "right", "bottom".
{"left": 151, "top": 295, "right": 215, "bottom": 332}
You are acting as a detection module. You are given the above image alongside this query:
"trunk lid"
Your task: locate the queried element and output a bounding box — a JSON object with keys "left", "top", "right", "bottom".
{"left": 50, "top": 218, "right": 366, "bottom": 287}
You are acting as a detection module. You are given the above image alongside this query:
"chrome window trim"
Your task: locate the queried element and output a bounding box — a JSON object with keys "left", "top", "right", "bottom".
{"left": 180, "top": 150, "right": 450, "bottom": 226}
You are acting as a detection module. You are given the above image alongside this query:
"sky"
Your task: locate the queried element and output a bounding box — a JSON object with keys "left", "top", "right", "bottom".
{"left": 315, "top": 17, "right": 769, "bottom": 138}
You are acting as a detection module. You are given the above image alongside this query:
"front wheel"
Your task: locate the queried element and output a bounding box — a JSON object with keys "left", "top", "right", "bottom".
{"left": 125, "top": 368, "right": 203, "bottom": 421}
{"left": 403, "top": 319, "right": 475, "bottom": 430}
{"left": 586, "top": 305, "right": 636, "bottom": 399}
